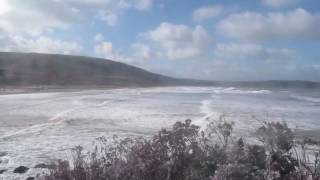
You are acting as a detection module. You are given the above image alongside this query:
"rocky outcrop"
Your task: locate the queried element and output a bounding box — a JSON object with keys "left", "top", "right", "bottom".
{"left": 13, "top": 166, "right": 29, "bottom": 173}
{"left": 0, "top": 169, "right": 7, "bottom": 174}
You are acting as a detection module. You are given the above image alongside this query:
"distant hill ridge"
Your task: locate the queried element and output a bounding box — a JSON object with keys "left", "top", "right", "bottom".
{"left": 0, "top": 52, "right": 319, "bottom": 88}
{"left": 0, "top": 52, "right": 183, "bottom": 87}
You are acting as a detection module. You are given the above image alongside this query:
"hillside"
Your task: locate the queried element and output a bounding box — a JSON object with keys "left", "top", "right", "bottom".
{"left": 0, "top": 52, "right": 319, "bottom": 89}
{"left": 0, "top": 52, "right": 181, "bottom": 87}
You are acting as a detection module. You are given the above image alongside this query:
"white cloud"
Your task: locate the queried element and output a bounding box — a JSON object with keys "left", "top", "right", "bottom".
{"left": 263, "top": 0, "right": 299, "bottom": 8}
{"left": 0, "top": 0, "right": 154, "bottom": 36}
{"left": 214, "top": 43, "right": 295, "bottom": 62}
{"left": 0, "top": 0, "right": 155, "bottom": 60}
{"left": 0, "top": 0, "right": 82, "bottom": 36}
{"left": 96, "top": 11, "right": 118, "bottom": 26}
{"left": 93, "top": 0, "right": 153, "bottom": 26}
{"left": 94, "top": 40, "right": 135, "bottom": 63}
{"left": 313, "top": 64, "right": 320, "bottom": 70}
{"left": 193, "top": 5, "right": 223, "bottom": 22}
{"left": 0, "top": 33, "right": 82, "bottom": 55}
{"left": 95, "top": 41, "right": 115, "bottom": 59}
{"left": 13, "top": 37, "right": 82, "bottom": 55}
{"left": 217, "top": 8, "right": 320, "bottom": 42}
{"left": 94, "top": 33, "right": 131, "bottom": 62}
{"left": 132, "top": 42, "right": 151, "bottom": 59}
{"left": 94, "top": 33, "right": 104, "bottom": 43}
{"left": 177, "top": 43, "right": 299, "bottom": 81}
{"left": 71, "top": 7, "right": 80, "bottom": 14}
{"left": 0, "top": 0, "right": 11, "bottom": 15}
{"left": 66, "top": 0, "right": 154, "bottom": 10}
{"left": 146, "top": 22, "right": 212, "bottom": 60}
{"left": 133, "top": 0, "right": 153, "bottom": 10}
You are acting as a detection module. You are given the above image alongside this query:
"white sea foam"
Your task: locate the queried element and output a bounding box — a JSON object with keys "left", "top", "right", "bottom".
{"left": 195, "top": 100, "right": 222, "bottom": 128}
{"left": 200, "top": 100, "right": 216, "bottom": 118}
{"left": 142, "top": 86, "right": 272, "bottom": 95}
{"left": 212, "top": 87, "right": 271, "bottom": 94}
{"left": 291, "top": 95, "right": 320, "bottom": 103}
{"left": 0, "top": 87, "right": 319, "bottom": 179}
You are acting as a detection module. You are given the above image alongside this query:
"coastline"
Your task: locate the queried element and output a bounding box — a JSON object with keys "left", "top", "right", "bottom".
{"left": 0, "top": 85, "right": 139, "bottom": 95}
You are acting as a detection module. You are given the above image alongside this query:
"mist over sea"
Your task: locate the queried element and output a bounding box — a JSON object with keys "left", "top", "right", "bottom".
{"left": 0, "top": 86, "right": 320, "bottom": 179}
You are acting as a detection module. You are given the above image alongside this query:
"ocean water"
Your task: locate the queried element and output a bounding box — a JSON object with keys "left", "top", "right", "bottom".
{"left": 0, "top": 86, "right": 320, "bottom": 179}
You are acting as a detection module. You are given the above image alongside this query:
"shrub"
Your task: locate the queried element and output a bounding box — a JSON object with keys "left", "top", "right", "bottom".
{"left": 45, "top": 117, "right": 320, "bottom": 180}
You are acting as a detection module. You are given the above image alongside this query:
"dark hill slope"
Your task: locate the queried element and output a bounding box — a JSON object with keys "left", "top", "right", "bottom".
{"left": 0, "top": 52, "right": 182, "bottom": 87}
{"left": 0, "top": 52, "right": 319, "bottom": 89}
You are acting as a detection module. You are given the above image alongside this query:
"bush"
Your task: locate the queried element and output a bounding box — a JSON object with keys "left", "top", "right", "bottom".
{"left": 45, "top": 118, "right": 320, "bottom": 180}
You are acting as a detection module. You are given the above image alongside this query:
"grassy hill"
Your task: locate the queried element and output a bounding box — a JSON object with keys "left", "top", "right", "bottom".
{"left": 0, "top": 52, "right": 182, "bottom": 87}
{"left": 0, "top": 52, "right": 319, "bottom": 89}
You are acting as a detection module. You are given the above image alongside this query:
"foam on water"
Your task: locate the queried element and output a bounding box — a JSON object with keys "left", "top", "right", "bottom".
{"left": 212, "top": 87, "right": 271, "bottom": 94}
{"left": 0, "top": 86, "right": 319, "bottom": 179}
{"left": 199, "top": 100, "right": 222, "bottom": 120}
{"left": 291, "top": 95, "right": 320, "bottom": 103}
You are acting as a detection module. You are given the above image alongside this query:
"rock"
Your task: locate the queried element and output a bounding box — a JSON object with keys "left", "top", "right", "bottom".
{"left": 34, "top": 163, "right": 55, "bottom": 169}
{"left": 0, "top": 169, "right": 7, "bottom": 174}
{"left": 26, "top": 177, "right": 35, "bottom": 180}
{"left": 13, "top": 166, "right": 29, "bottom": 173}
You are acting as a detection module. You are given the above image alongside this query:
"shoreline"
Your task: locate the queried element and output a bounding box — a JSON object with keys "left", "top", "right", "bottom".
{"left": 0, "top": 85, "right": 148, "bottom": 95}
{"left": 0, "top": 85, "right": 219, "bottom": 95}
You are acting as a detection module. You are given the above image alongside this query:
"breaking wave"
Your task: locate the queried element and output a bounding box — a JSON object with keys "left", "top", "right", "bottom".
{"left": 291, "top": 95, "right": 320, "bottom": 103}
{"left": 199, "top": 100, "right": 221, "bottom": 122}
{"left": 212, "top": 87, "right": 271, "bottom": 94}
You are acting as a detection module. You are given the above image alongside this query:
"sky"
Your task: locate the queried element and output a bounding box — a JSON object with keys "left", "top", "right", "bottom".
{"left": 0, "top": 0, "right": 319, "bottom": 81}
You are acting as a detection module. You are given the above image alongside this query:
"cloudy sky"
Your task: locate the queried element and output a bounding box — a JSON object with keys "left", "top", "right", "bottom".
{"left": 0, "top": 0, "right": 319, "bottom": 81}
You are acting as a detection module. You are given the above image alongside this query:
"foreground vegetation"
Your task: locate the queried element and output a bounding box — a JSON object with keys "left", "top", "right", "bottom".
{"left": 45, "top": 117, "right": 320, "bottom": 180}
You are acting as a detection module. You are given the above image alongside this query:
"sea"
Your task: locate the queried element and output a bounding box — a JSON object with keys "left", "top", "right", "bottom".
{"left": 0, "top": 86, "right": 320, "bottom": 179}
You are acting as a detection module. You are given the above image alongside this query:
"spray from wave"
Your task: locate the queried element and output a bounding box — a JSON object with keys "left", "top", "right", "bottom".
{"left": 195, "top": 100, "right": 222, "bottom": 128}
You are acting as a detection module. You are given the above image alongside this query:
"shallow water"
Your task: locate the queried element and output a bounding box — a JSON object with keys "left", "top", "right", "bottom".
{"left": 0, "top": 86, "right": 320, "bottom": 179}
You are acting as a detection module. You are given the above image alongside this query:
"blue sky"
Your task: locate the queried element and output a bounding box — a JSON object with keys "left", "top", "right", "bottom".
{"left": 0, "top": 0, "right": 319, "bottom": 81}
